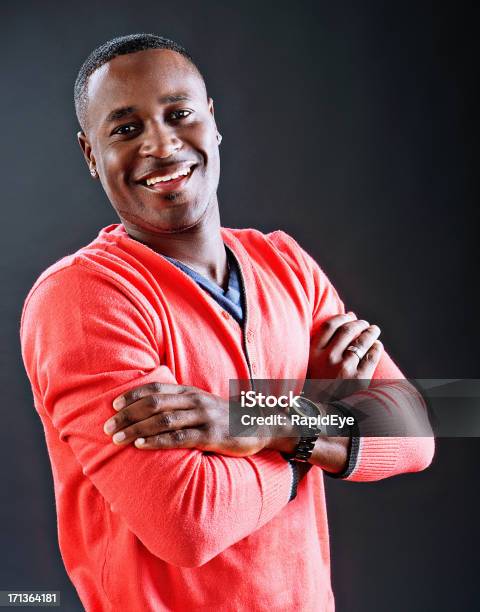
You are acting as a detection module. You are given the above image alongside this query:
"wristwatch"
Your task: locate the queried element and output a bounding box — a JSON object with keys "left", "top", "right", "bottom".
{"left": 287, "top": 397, "right": 327, "bottom": 462}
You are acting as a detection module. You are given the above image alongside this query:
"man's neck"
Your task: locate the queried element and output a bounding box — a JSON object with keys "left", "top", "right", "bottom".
{"left": 122, "top": 202, "right": 228, "bottom": 288}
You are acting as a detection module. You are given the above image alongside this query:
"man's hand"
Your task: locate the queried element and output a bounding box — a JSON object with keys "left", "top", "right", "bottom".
{"left": 103, "top": 383, "right": 269, "bottom": 456}
{"left": 309, "top": 311, "right": 383, "bottom": 378}
{"left": 307, "top": 311, "right": 383, "bottom": 398}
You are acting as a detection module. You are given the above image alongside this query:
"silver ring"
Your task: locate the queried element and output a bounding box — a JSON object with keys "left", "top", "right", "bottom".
{"left": 346, "top": 345, "right": 363, "bottom": 361}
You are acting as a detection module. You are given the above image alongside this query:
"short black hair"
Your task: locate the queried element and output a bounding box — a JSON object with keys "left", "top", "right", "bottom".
{"left": 74, "top": 33, "right": 202, "bottom": 131}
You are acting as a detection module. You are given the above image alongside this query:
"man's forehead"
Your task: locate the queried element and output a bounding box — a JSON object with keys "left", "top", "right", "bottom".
{"left": 86, "top": 49, "right": 205, "bottom": 121}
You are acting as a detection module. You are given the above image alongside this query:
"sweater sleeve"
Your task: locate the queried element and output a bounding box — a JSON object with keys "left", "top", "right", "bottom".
{"left": 20, "top": 262, "right": 292, "bottom": 568}
{"left": 267, "top": 231, "right": 435, "bottom": 481}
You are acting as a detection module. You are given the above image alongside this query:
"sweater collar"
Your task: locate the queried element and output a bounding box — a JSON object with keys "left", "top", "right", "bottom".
{"left": 100, "top": 223, "right": 260, "bottom": 335}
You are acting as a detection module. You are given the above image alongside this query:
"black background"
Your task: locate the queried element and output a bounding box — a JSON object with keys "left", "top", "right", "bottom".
{"left": 2, "top": 1, "right": 477, "bottom": 610}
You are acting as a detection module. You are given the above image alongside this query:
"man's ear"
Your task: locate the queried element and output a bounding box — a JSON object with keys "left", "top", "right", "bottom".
{"left": 208, "top": 98, "right": 222, "bottom": 145}
{"left": 208, "top": 97, "right": 218, "bottom": 128}
{"left": 77, "top": 131, "right": 97, "bottom": 177}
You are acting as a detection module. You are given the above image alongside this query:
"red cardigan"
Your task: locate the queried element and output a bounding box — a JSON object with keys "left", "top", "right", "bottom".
{"left": 20, "top": 224, "right": 434, "bottom": 611}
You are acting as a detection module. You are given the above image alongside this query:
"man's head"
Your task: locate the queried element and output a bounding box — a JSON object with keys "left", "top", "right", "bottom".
{"left": 75, "top": 34, "right": 222, "bottom": 234}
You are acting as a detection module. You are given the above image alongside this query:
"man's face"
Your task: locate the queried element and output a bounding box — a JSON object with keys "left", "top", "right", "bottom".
{"left": 79, "top": 49, "right": 220, "bottom": 233}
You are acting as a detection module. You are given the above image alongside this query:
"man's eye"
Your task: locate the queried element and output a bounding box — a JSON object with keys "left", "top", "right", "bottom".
{"left": 169, "top": 110, "right": 192, "bottom": 121}
{"left": 112, "top": 124, "right": 138, "bottom": 136}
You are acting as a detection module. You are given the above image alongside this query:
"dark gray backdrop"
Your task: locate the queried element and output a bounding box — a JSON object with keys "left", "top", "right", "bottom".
{"left": 2, "top": 1, "right": 477, "bottom": 610}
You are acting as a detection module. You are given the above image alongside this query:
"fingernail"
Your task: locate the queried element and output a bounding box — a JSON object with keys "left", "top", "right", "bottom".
{"left": 113, "top": 431, "right": 126, "bottom": 443}
{"left": 104, "top": 420, "right": 116, "bottom": 435}
{"left": 135, "top": 438, "right": 146, "bottom": 447}
{"left": 113, "top": 397, "right": 125, "bottom": 410}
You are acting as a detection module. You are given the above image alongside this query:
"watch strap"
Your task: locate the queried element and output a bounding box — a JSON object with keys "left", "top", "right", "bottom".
{"left": 286, "top": 458, "right": 299, "bottom": 501}
{"left": 287, "top": 398, "right": 325, "bottom": 462}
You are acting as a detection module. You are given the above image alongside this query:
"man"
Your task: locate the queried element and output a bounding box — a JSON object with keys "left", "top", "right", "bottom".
{"left": 20, "top": 34, "right": 434, "bottom": 611}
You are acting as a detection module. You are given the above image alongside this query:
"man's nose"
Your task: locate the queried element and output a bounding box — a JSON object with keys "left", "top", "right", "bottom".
{"left": 139, "top": 121, "right": 182, "bottom": 158}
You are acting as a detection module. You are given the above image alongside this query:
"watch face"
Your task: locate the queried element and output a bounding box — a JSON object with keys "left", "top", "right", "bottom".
{"left": 289, "top": 397, "right": 324, "bottom": 443}
{"left": 291, "top": 397, "right": 320, "bottom": 419}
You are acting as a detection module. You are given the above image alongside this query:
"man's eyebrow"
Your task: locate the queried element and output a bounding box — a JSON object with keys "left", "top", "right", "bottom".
{"left": 159, "top": 94, "right": 191, "bottom": 104}
{"left": 105, "top": 106, "right": 137, "bottom": 123}
{"left": 104, "top": 96, "right": 191, "bottom": 124}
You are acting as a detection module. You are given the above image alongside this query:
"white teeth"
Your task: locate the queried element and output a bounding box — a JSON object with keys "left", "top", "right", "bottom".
{"left": 145, "top": 167, "right": 192, "bottom": 186}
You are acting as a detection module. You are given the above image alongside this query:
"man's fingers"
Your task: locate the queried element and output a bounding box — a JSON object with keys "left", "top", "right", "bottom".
{"left": 134, "top": 428, "right": 204, "bottom": 450}
{"left": 340, "top": 324, "right": 381, "bottom": 362}
{"left": 112, "top": 382, "right": 195, "bottom": 410}
{"left": 328, "top": 320, "right": 372, "bottom": 361}
{"left": 314, "top": 312, "right": 357, "bottom": 349}
{"left": 356, "top": 340, "right": 384, "bottom": 377}
{"left": 105, "top": 392, "right": 198, "bottom": 435}
{"left": 110, "top": 410, "right": 205, "bottom": 445}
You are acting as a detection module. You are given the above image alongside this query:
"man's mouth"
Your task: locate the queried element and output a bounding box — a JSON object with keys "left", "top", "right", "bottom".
{"left": 136, "top": 163, "right": 197, "bottom": 192}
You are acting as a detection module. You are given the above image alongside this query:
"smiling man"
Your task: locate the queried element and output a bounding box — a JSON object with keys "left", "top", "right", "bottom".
{"left": 20, "top": 34, "right": 434, "bottom": 611}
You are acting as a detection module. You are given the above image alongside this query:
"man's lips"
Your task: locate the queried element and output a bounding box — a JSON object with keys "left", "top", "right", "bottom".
{"left": 142, "top": 167, "right": 195, "bottom": 192}
{"left": 134, "top": 162, "right": 197, "bottom": 190}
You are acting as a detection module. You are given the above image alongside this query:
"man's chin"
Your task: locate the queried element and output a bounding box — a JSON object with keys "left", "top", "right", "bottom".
{"left": 117, "top": 202, "right": 209, "bottom": 235}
